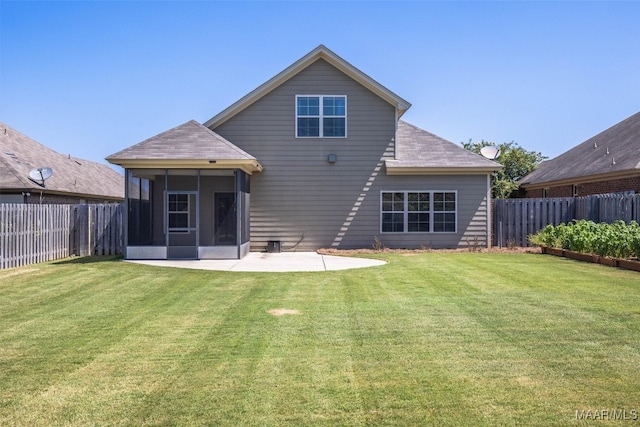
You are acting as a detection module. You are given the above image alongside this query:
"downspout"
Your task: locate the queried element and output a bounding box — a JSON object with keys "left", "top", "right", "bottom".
{"left": 487, "top": 173, "right": 492, "bottom": 248}
{"left": 123, "top": 169, "right": 129, "bottom": 258}
{"left": 197, "top": 169, "right": 201, "bottom": 260}
{"left": 235, "top": 170, "right": 242, "bottom": 259}
{"left": 164, "top": 169, "right": 168, "bottom": 251}
{"left": 394, "top": 108, "right": 398, "bottom": 159}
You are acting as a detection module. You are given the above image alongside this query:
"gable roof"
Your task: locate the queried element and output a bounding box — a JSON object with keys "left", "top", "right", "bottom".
{"left": 385, "top": 121, "right": 502, "bottom": 174}
{"left": 520, "top": 111, "right": 640, "bottom": 187}
{"left": 106, "top": 120, "right": 263, "bottom": 173}
{"left": 0, "top": 122, "right": 123, "bottom": 200}
{"left": 204, "top": 45, "right": 412, "bottom": 129}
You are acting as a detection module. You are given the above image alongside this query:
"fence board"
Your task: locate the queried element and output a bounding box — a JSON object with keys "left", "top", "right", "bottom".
{"left": 0, "top": 203, "right": 123, "bottom": 269}
{"left": 493, "top": 193, "right": 640, "bottom": 247}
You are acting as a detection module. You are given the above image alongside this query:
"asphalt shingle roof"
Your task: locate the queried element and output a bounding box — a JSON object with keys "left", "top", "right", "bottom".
{"left": 520, "top": 112, "right": 640, "bottom": 186}
{"left": 386, "top": 121, "right": 501, "bottom": 170}
{"left": 106, "top": 120, "right": 257, "bottom": 162}
{"left": 0, "top": 122, "right": 124, "bottom": 199}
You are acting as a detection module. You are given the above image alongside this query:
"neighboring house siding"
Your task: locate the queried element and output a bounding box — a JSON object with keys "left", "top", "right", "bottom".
{"left": 214, "top": 59, "right": 490, "bottom": 250}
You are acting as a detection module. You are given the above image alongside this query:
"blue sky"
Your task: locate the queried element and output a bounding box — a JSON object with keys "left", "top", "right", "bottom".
{"left": 1, "top": 1, "right": 639, "bottom": 171}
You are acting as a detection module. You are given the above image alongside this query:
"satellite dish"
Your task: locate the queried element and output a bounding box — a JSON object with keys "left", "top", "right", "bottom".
{"left": 480, "top": 145, "right": 501, "bottom": 160}
{"left": 28, "top": 167, "right": 53, "bottom": 187}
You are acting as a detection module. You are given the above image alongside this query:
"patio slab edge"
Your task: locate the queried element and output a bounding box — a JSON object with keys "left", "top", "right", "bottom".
{"left": 125, "top": 252, "right": 386, "bottom": 272}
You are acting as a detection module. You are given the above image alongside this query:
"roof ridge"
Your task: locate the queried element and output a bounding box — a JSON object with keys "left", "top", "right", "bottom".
{"left": 204, "top": 45, "right": 411, "bottom": 129}
{"left": 190, "top": 120, "right": 255, "bottom": 159}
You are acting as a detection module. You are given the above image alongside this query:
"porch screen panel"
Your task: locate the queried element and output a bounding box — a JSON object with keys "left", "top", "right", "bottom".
{"left": 127, "top": 169, "right": 153, "bottom": 245}
{"left": 238, "top": 171, "right": 251, "bottom": 245}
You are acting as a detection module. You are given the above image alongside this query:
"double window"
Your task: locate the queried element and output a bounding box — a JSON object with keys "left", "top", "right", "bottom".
{"left": 296, "top": 95, "right": 346, "bottom": 138}
{"left": 381, "top": 191, "right": 457, "bottom": 233}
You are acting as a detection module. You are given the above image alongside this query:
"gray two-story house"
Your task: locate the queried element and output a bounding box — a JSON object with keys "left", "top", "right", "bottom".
{"left": 107, "top": 45, "right": 500, "bottom": 260}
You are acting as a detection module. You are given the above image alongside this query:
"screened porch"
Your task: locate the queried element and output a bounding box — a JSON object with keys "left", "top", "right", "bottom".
{"left": 125, "top": 168, "right": 251, "bottom": 260}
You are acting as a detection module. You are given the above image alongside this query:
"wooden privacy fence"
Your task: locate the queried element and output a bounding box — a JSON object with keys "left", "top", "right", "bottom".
{"left": 0, "top": 203, "right": 123, "bottom": 269}
{"left": 493, "top": 193, "right": 640, "bottom": 247}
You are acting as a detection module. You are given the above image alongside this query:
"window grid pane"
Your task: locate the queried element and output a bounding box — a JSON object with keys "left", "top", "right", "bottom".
{"left": 323, "top": 97, "right": 346, "bottom": 116}
{"left": 407, "top": 192, "right": 430, "bottom": 232}
{"left": 408, "top": 212, "right": 430, "bottom": 232}
{"left": 168, "top": 194, "right": 190, "bottom": 229}
{"left": 382, "top": 213, "right": 404, "bottom": 232}
{"left": 297, "top": 97, "right": 319, "bottom": 116}
{"left": 433, "top": 213, "right": 456, "bottom": 232}
{"left": 323, "top": 118, "right": 345, "bottom": 137}
{"left": 297, "top": 117, "right": 320, "bottom": 137}
{"left": 433, "top": 192, "right": 456, "bottom": 232}
{"left": 381, "top": 192, "right": 404, "bottom": 232}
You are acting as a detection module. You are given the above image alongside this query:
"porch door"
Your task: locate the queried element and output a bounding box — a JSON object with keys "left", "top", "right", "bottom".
{"left": 167, "top": 191, "right": 198, "bottom": 259}
{"left": 214, "top": 193, "right": 237, "bottom": 246}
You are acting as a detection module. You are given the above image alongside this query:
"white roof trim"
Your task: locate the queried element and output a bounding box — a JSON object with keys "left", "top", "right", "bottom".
{"left": 385, "top": 164, "right": 501, "bottom": 175}
{"left": 204, "top": 45, "right": 411, "bottom": 129}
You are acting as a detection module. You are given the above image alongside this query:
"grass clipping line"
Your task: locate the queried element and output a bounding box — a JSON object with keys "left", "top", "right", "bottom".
{"left": 268, "top": 308, "right": 300, "bottom": 316}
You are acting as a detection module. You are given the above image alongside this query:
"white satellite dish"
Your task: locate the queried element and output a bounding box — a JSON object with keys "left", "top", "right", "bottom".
{"left": 480, "top": 145, "right": 501, "bottom": 160}
{"left": 28, "top": 167, "right": 53, "bottom": 187}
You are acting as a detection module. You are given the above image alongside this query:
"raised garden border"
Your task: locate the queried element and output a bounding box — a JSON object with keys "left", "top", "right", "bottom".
{"left": 541, "top": 247, "right": 640, "bottom": 272}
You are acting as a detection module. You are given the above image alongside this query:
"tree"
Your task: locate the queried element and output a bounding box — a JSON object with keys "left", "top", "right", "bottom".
{"left": 463, "top": 140, "right": 547, "bottom": 199}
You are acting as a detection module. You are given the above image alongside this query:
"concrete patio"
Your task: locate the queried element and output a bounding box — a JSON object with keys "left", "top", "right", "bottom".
{"left": 125, "top": 252, "right": 386, "bottom": 272}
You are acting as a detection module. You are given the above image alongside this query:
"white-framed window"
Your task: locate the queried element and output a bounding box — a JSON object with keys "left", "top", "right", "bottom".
{"left": 381, "top": 192, "right": 405, "bottom": 232}
{"left": 381, "top": 191, "right": 457, "bottom": 233}
{"left": 433, "top": 192, "right": 456, "bottom": 232}
{"left": 296, "top": 95, "right": 346, "bottom": 138}
{"left": 168, "top": 193, "right": 189, "bottom": 229}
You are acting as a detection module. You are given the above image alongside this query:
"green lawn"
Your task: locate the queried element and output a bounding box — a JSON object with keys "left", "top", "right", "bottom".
{"left": 1, "top": 253, "right": 639, "bottom": 426}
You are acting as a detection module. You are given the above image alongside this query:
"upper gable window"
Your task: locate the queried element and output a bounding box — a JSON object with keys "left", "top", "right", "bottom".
{"left": 296, "top": 95, "right": 346, "bottom": 138}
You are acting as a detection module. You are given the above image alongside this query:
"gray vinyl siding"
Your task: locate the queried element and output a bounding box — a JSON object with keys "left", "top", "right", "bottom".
{"left": 213, "top": 59, "right": 490, "bottom": 250}
{"left": 363, "top": 174, "right": 490, "bottom": 249}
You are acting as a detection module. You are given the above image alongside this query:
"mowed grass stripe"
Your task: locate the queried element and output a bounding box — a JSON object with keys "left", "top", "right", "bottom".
{"left": 0, "top": 253, "right": 639, "bottom": 426}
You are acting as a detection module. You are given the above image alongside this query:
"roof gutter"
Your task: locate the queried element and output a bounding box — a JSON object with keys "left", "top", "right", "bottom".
{"left": 385, "top": 166, "right": 502, "bottom": 175}
{"left": 105, "top": 158, "right": 264, "bottom": 174}
{"left": 520, "top": 169, "right": 640, "bottom": 189}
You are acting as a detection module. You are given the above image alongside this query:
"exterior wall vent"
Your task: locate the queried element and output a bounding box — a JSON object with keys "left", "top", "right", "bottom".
{"left": 267, "top": 240, "right": 281, "bottom": 253}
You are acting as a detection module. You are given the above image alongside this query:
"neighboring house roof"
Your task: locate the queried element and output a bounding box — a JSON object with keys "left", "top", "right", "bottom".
{"left": 385, "top": 121, "right": 502, "bottom": 174}
{"left": 0, "top": 122, "right": 124, "bottom": 200}
{"left": 106, "top": 120, "right": 263, "bottom": 174}
{"left": 520, "top": 111, "right": 640, "bottom": 188}
{"left": 204, "top": 44, "right": 412, "bottom": 129}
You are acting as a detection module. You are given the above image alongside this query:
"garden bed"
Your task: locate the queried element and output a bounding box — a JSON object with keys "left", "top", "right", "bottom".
{"left": 534, "top": 220, "right": 640, "bottom": 273}
{"left": 542, "top": 246, "right": 640, "bottom": 272}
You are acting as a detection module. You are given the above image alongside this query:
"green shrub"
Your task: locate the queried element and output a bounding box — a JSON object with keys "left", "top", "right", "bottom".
{"left": 529, "top": 219, "right": 640, "bottom": 259}
{"left": 630, "top": 221, "right": 640, "bottom": 258}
